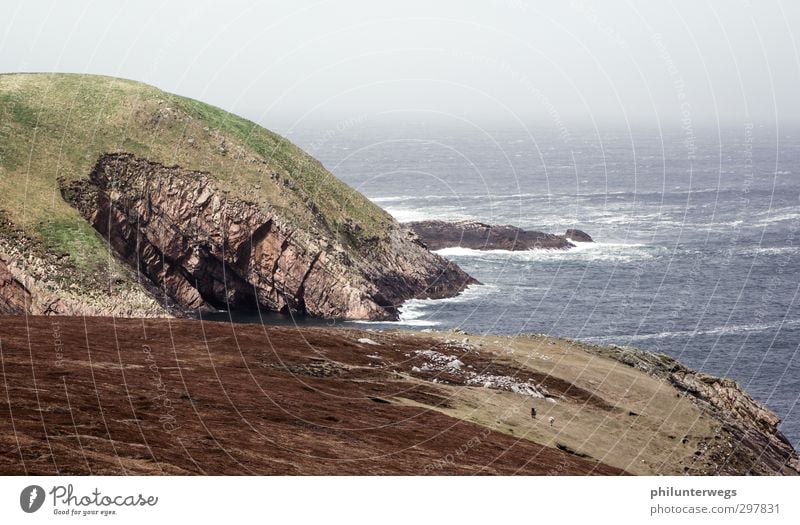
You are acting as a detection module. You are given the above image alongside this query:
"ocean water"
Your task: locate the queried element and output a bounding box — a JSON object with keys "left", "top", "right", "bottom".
{"left": 256, "top": 118, "right": 800, "bottom": 446}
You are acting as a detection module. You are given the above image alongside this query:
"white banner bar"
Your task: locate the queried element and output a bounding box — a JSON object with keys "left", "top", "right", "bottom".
{"left": 1, "top": 476, "right": 799, "bottom": 524}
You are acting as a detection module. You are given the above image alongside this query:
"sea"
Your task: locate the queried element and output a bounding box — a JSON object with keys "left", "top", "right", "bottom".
{"left": 225, "top": 117, "right": 800, "bottom": 447}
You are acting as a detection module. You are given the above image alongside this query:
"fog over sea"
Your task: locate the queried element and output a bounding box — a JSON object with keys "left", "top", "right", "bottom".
{"left": 230, "top": 118, "right": 800, "bottom": 446}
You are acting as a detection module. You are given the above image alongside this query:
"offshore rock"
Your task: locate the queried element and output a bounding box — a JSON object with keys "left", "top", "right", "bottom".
{"left": 565, "top": 228, "right": 594, "bottom": 242}
{"left": 404, "top": 220, "right": 593, "bottom": 251}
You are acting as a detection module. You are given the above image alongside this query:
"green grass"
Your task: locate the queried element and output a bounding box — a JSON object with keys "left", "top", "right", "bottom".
{"left": 0, "top": 73, "right": 395, "bottom": 285}
{"left": 39, "top": 218, "right": 110, "bottom": 273}
{"left": 0, "top": 91, "right": 39, "bottom": 127}
{"left": 173, "top": 94, "right": 393, "bottom": 243}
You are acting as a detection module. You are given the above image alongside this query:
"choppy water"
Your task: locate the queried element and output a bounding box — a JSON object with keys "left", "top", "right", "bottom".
{"left": 235, "top": 118, "right": 800, "bottom": 446}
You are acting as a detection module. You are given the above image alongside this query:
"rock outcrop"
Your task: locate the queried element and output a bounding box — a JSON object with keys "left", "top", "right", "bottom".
{"left": 404, "top": 220, "right": 593, "bottom": 251}
{"left": 61, "top": 153, "right": 475, "bottom": 320}
{"left": 0, "top": 222, "right": 168, "bottom": 318}
{"left": 586, "top": 344, "right": 800, "bottom": 475}
{"left": 565, "top": 228, "right": 594, "bottom": 242}
{"left": 0, "top": 258, "right": 30, "bottom": 314}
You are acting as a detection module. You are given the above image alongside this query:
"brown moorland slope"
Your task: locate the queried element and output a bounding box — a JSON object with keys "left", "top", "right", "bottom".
{"left": 0, "top": 316, "right": 621, "bottom": 475}
{"left": 0, "top": 316, "right": 795, "bottom": 475}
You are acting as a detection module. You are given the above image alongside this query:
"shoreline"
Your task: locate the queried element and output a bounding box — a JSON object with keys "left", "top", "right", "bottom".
{"left": 0, "top": 315, "right": 795, "bottom": 475}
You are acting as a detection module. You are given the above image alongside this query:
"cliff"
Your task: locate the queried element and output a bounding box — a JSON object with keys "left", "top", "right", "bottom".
{"left": 0, "top": 74, "right": 473, "bottom": 319}
{"left": 405, "top": 220, "right": 593, "bottom": 251}
{"left": 61, "top": 153, "right": 474, "bottom": 319}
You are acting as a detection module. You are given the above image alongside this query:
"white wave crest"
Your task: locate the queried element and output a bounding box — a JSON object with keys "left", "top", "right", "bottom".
{"left": 435, "top": 241, "right": 660, "bottom": 263}
{"left": 350, "top": 284, "right": 494, "bottom": 327}
{"left": 370, "top": 195, "right": 416, "bottom": 203}
{"left": 384, "top": 206, "right": 474, "bottom": 223}
{"left": 736, "top": 245, "right": 799, "bottom": 257}
{"left": 754, "top": 210, "right": 800, "bottom": 227}
{"left": 349, "top": 317, "right": 440, "bottom": 327}
{"left": 395, "top": 284, "right": 497, "bottom": 324}
{"left": 588, "top": 318, "right": 800, "bottom": 343}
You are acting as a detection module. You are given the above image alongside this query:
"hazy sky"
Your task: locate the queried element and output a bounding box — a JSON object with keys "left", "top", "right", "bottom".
{"left": 1, "top": 0, "right": 799, "bottom": 129}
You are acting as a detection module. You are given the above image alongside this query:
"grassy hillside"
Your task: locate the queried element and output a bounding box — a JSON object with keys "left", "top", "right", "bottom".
{"left": 0, "top": 73, "right": 394, "bottom": 279}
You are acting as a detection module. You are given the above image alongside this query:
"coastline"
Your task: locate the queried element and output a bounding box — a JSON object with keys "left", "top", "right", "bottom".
{"left": 1, "top": 315, "right": 795, "bottom": 476}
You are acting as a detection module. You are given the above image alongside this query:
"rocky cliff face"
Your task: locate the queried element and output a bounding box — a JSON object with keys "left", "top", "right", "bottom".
{"left": 405, "top": 220, "right": 593, "bottom": 251}
{"left": 587, "top": 344, "right": 799, "bottom": 475}
{"left": 61, "top": 153, "right": 475, "bottom": 320}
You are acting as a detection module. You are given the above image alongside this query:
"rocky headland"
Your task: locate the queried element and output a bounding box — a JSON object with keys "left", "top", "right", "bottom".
{"left": 0, "top": 74, "right": 473, "bottom": 321}
{"left": 405, "top": 220, "right": 594, "bottom": 251}
{"left": 59, "top": 153, "right": 474, "bottom": 320}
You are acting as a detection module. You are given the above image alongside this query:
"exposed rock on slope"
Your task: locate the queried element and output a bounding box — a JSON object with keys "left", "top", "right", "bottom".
{"left": 405, "top": 220, "right": 593, "bottom": 251}
{"left": 0, "top": 218, "right": 166, "bottom": 317}
{"left": 584, "top": 344, "right": 799, "bottom": 475}
{"left": 61, "top": 154, "right": 475, "bottom": 320}
{"left": 0, "top": 258, "right": 29, "bottom": 314}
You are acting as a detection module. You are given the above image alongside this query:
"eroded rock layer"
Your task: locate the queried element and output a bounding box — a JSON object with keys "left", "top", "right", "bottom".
{"left": 0, "top": 258, "right": 30, "bottom": 314}
{"left": 61, "top": 153, "right": 475, "bottom": 320}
